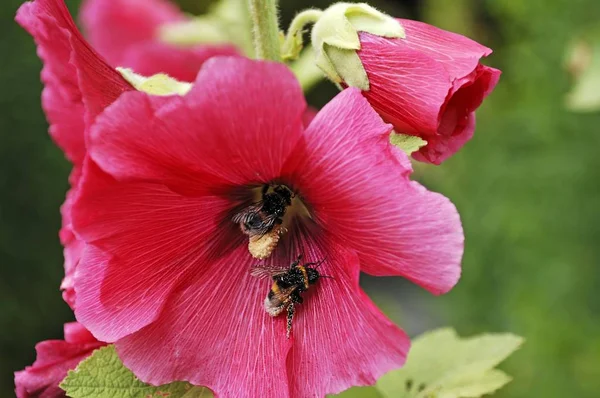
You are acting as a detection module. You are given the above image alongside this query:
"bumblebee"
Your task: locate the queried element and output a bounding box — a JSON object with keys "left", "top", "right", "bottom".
{"left": 251, "top": 254, "right": 330, "bottom": 338}
{"left": 232, "top": 184, "right": 293, "bottom": 238}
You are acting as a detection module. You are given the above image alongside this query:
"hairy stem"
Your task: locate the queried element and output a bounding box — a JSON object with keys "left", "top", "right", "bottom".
{"left": 247, "top": 0, "right": 282, "bottom": 61}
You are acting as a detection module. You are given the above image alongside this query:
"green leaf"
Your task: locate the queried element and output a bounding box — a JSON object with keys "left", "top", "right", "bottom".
{"left": 331, "top": 386, "right": 383, "bottom": 398}
{"left": 376, "top": 328, "right": 523, "bottom": 398}
{"left": 60, "top": 345, "right": 212, "bottom": 398}
{"left": 434, "top": 369, "right": 511, "bottom": 398}
{"left": 390, "top": 132, "right": 428, "bottom": 155}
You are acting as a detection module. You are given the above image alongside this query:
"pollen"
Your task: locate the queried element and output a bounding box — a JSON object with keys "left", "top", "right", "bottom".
{"left": 248, "top": 224, "right": 285, "bottom": 259}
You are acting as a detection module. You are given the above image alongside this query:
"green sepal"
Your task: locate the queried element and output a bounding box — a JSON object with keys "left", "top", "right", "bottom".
{"left": 390, "top": 132, "right": 428, "bottom": 156}
{"left": 117, "top": 67, "right": 192, "bottom": 96}
{"left": 60, "top": 345, "right": 212, "bottom": 398}
{"left": 311, "top": 2, "right": 405, "bottom": 90}
{"left": 375, "top": 328, "right": 524, "bottom": 398}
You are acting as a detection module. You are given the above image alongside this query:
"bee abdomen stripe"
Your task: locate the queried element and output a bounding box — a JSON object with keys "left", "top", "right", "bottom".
{"left": 271, "top": 283, "right": 280, "bottom": 295}
{"left": 298, "top": 265, "right": 309, "bottom": 289}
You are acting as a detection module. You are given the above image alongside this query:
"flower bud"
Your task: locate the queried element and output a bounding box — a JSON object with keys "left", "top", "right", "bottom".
{"left": 311, "top": 2, "right": 405, "bottom": 90}
{"left": 311, "top": 3, "right": 501, "bottom": 164}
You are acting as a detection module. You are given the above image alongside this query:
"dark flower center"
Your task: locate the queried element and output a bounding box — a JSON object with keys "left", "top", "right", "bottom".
{"left": 232, "top": 183, "right": 311, "bottom": 259}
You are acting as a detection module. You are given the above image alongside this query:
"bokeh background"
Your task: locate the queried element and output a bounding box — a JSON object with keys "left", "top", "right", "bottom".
{"left": 1, "top": 0, "right": 600, "bottom": 396}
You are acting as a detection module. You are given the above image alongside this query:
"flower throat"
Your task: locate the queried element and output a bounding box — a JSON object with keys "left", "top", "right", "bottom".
{"left": 232, "top": 183, "right": 309, "bottom": 259}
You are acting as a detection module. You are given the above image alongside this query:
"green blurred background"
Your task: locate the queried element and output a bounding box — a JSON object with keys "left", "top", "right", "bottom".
{"left": 2, "top": 0, "right": 600, "bottom": 397}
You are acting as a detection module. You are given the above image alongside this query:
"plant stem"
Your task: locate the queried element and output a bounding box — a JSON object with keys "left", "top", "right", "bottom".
{"left": 247, "top": 0, "right": 282, "bottom": 61}
{"left": 281, "top": 9, "right": 323, "bottom": 60}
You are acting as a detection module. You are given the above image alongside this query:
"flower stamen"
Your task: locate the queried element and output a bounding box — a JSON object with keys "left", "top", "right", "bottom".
{"left": 248, "top": 224, "right": 285, "bottom": 259}
{"left": 233, "top": 183, "right": 293, "bottom": 258}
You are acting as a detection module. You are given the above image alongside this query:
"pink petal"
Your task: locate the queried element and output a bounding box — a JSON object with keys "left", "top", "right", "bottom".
{"left": 302, "top": 106, "right": 319, "bottom": 128}
{"left": 358, "top": 32, "right": 453, "bottom": 136}
{"left": 17, "top": 0, "right": 132, "bottom": 310}
{"left": 358, "top": 22, "right": 500, "bottom": 164}
{"left": 15, "top": 322, "right": 104, "bottom": 398}
{"left": 15, "top": 0, "right": 132, "bottom": 165}
{"left": 72, "top": 160, "right": 232, "bottom": 342}
{"left": 16, "top": 0, "right": 85, "bottom": 165}
{"left": 88, "top": 57, "right": 306, "bottom": 192}
{"left": 118, "top": 41, "right": 240, "bottom": 83}
{"left": 80, "top": 0, "right": 182, "bottom": 67}
{"left": 80, "top": 0, "right": 239, "bottom": 82}
{"left": 59, "top": 182, "right": 83, "bottom": 310}
{"left": 59, "top": 231, "right": 81, "bottom": 310}
{"left": 283, "top": 225, "right": 410, "bottom": 396}
{"left": 413, "top": 65, "right": 501, "bottom": 164}
{"left": 63, "top": 322, "right": 98, "bottom": 344}
{"left": 283, "top": 88, "right": 463, "bottom": 294}
{"left": 397, "top": 19, "right": 492, "bottom": 80}
{"left": 115, "top": 245, "right": 291, "bottom": 397}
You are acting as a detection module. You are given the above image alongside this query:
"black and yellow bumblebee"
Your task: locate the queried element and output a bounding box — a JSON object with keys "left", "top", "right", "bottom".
{"left": 232, "top": 184, "right": 293, "bottom": 237}
{"left": 251, "top": 254, "right": 331, "bottom": 338}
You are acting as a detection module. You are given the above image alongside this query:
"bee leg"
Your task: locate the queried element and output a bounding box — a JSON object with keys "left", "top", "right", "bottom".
{"left": 286, "top": 303, "right": 295, "bottom": 339}
{"left": 261, "top": 184, "right": 269, "bottom": 196}
{"left": 291, "top": 290, "right": 304, "bottom": 304}
{"left": 291, "top": 253, "right": 303, "bottom": 268}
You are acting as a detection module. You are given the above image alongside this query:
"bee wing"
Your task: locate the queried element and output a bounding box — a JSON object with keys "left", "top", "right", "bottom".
{"left": 233, "top": 202, "right": 279, "bottom": 237}
{"left": 232, "top": 202, "right": 264, "bottom": 224}
{"left": 250, "top": 266, "right": 289, "bottom": 280}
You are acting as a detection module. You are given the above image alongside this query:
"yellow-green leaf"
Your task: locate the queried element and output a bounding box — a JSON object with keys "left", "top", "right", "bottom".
{"left": 60, "top": 345, "right": 212, "bottom": 398}
{"left": 331, "top": 386, "right": 383, "bottom": 398}
{"left": 390, "top": 132, "right": 428, "bottom": 155}
{"left": 117, "top": 67, "right": 192, "bottom": 96}
{"left": 376, "top": 328, "right": 523, "bottom": 398}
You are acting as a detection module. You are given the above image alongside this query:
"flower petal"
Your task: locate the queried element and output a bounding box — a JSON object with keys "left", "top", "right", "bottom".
{"left": 88, "top": 57, "right": 306, "bottom": 192}
{"left": 397, "top": 19, "right": 493, "bottom": 79}
{"left": 413, "top": 65, "right": 501, "bottom": 164}
{"left": 281, "top": 224, "right": 410, "bottom": 397}
{"left": 59, "top": 175, "right": 84, "bottom": 310}
{"left": 358, "top": 32, "right": 452, "bottom": 136}
{"left": 63, "top": 322, "right": 98, "bottom": 344}
{"left": 115, "top": 245, "right": 291, "bottom": 398}
{"left": 16, "top": 0, "right": 132, "bottom": 165}
{"left": 358, "top": 21, "right": 500, "bottom": 164}
{"left": 283, "top": 88, "right": 463, "bottom": 294}
{"left": 72, "top": 160, "right": 232, "bottom": 342}
{"left": 80, "top": 0, "right": 182, "bottom": 67}
{"left": 81, "top": 0, "right": 240, "bottom": 82}
{"left": 118, "top": 41, "right": 240, "bottom": 84}
{"left": 14, "top": 322, "right": 103, "bottom": 398}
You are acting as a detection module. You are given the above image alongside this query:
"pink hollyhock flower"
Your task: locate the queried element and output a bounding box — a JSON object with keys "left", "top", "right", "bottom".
{"left": 357, "top": 20, "right": 501, "bottom": 164}
{"left": 59, "top": 173, "right": 85, "bottom": 308}
{"left": 71, "top": 56, "right": 463, "bottom": 397}
{"left": 16, "top": 0, "right": 134, "bottom": 307}
{"left": 15, "top": 322, "right": 105, "bottom": 398}
{"left": 80, "top": 0, "right": 239, "bottom": 82}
